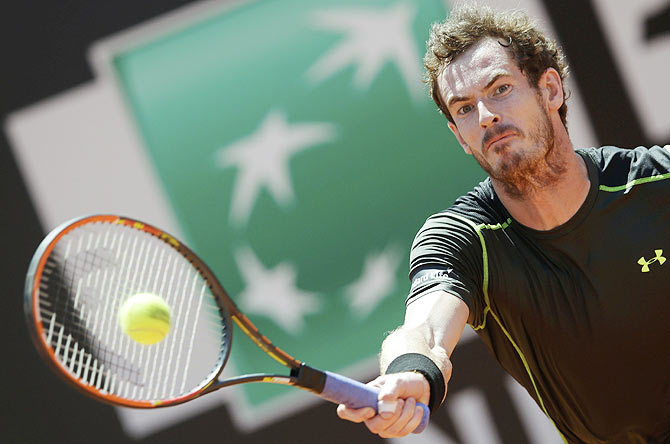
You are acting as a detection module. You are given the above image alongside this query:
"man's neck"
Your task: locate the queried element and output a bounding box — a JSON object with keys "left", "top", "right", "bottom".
{"left": 492, "top": 141, "right": 591, "bottom": 231}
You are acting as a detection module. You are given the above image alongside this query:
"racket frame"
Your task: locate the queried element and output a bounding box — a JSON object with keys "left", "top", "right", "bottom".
{"left": 25, "top": 215, "right": 327, "bottom": 408}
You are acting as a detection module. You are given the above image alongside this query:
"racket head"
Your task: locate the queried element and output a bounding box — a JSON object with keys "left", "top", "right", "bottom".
{"left": 24, "top": 215, "right": 234, "bottom": 408}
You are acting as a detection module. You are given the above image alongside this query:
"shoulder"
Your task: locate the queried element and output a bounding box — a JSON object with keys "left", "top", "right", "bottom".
{"left": 578, "top": 145, "right": 670, "bottom": 184}
{"left": 431, "top": 178, "right": 508, "bottom": 227}
{"left": 411, "top": 179, "right": 509, "bottom": 261}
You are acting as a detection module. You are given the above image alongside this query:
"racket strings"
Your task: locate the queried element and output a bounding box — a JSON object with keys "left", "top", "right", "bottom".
{"left": 35, "top": 221, "right": 230, "bottom": 403}
{"left": 42, "top": 233, "right": 146, "bottom": 388}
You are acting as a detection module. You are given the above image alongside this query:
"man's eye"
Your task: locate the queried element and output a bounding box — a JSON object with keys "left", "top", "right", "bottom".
{"left": 458, "top": 104, "right": 473, "bottom": 115}
{"left": 495, "top": 84, "right": 510, "bottom": 95}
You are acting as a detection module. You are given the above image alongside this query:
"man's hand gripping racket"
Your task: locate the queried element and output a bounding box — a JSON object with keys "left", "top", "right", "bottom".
{"left": 24, "top": 215, "right": 429, "bottom": 433}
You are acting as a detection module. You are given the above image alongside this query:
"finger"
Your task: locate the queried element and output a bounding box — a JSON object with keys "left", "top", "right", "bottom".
{"left": 379, "top": 397, "right": 417, "bottom": 438}
{"left": 336, "top": 404, "right": 376, "bottom": 423}
{"left": 378, "top": 372, "right": 430, "bottom": 405}
{"left": 364, "top": 399, "right": 404, "bottom": 434}
{"left": 377, "top": 399, "right": 398, "bottom": 419}
{"left": 396, "top": 402, "right": 425, "bottom": 437}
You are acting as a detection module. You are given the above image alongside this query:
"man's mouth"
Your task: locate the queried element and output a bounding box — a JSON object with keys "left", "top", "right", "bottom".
{"left": 485, "top": 133, "right": 516, "bottom": 151}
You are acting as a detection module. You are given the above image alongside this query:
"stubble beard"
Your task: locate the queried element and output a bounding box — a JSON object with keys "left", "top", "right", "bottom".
{"left": 473, "top": 103, "right": 566, "bottom": 198}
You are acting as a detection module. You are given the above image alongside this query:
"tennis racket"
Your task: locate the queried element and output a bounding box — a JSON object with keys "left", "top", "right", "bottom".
{"left": 24, "top": 214, "right": 429, "bottom": 432}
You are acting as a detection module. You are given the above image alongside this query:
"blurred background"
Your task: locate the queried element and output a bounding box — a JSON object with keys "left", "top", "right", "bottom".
{"left": 2, "top": 0, "right": 668, "bottom": 442}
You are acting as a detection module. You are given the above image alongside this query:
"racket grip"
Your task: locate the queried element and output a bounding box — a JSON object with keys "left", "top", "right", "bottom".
{"left": 321, "top": 371, "right": 429, "bottom": 434}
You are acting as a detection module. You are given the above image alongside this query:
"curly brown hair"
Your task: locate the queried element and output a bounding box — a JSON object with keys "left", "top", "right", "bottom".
{"left": 424, "top": 3, "right": 569, "bottom": 128}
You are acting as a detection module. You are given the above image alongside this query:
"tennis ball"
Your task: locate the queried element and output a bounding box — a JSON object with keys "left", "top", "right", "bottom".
{"left": 118, "top": 293, "right": 171, "bottom": 345}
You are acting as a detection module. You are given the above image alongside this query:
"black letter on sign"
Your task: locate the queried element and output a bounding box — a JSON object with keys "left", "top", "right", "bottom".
{"left": 645, "top": 2, "right": 670, "bottom": 41}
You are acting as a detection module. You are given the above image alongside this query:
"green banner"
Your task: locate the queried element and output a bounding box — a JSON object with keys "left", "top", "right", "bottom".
{"left": 112, "top": 0, "right": 483, "bottom": 407}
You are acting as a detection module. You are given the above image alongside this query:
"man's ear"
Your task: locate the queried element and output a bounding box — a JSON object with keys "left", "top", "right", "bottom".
{"left": 448, "top": 121, "right": 472, "bottom": 155}
{"left": 539, "top": 67, "right": 564, "bottom": 113}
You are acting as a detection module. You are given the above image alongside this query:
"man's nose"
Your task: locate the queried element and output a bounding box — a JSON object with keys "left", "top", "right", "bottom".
{"left": 478, "top": 101, "right": 500, "bottom": 128}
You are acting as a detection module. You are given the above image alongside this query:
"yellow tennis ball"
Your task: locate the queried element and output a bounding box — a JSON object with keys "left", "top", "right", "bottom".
{"left": 118, "top": 293, "right": 171, "bottom": 345}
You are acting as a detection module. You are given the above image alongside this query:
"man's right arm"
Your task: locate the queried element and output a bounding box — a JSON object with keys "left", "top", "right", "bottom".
{"left": 337, "top": 290, "right": 469, "bottom": 437}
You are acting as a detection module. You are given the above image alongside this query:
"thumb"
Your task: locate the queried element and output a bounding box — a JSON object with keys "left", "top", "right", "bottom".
{"left": 378, "top": 372, "right": 430, "bottom": 405}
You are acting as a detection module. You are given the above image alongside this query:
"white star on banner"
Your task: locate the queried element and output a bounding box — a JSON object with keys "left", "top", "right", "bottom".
{"left": 234, "top": 247, "right": 322, "bottom": 334}
{"left": 216, "top": 110, "right": 336, "bottom": 224}
{"left": 306, "top": 2, "right": 422, "bottom": 100}
{"left": 345, "top": 245, "right": 403, "bottom": 318}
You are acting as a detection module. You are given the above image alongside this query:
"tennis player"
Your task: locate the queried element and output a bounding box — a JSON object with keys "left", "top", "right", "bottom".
{"left": 337, "top": 4, "right": 670, "bottom": 443}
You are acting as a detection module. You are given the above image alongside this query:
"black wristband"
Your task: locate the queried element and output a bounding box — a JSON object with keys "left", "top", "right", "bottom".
{"left": 385, "top": 353, "right": 446, "bottom": 414}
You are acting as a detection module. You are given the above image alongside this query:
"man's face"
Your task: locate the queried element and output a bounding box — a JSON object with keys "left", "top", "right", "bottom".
{"left": 438, "top": 38, "right": 560, "bottom": 195}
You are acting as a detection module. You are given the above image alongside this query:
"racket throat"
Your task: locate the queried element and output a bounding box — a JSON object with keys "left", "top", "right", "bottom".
{"left": 291, "top": 363, "right": 326, "bottom": 394}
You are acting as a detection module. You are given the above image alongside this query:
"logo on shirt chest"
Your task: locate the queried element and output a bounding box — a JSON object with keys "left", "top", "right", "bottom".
{"left": 637, "top": 249, "right": 666, "bottom": 272}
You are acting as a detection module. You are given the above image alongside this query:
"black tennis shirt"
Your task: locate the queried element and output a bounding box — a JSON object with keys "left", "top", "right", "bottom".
{"left": 407, "top": 146, "right": 670, "bottom": 444}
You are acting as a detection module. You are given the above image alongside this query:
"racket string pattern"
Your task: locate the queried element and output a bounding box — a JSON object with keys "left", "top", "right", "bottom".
{"left": 30, "top": 219, "right": 230, "bottom": 405}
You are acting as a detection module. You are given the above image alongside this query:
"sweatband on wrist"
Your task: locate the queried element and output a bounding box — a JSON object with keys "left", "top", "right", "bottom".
{"left": 385, "top": 353, "right": 446, "bottom": 414}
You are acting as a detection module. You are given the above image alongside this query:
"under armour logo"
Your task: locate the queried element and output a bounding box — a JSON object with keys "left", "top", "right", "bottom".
{"left": 638, "top": 249, "right": 666, "bottom": 272}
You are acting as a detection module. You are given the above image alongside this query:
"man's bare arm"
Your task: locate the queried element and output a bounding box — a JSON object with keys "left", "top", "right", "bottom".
{"left": 337, "top": 290, "right": 469, "bottom": 438}
{"left": 381, "top": 289, "right": 470, "bottom": 377}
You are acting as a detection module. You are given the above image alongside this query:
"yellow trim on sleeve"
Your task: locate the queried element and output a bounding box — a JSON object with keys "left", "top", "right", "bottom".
{"left": 599, "top": 172, "right": 670, "bottom": 194}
